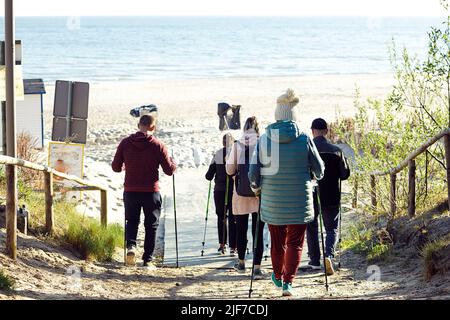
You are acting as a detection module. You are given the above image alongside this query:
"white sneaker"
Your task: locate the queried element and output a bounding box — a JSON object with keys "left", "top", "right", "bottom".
{"left": 142, "top": 261, "right": 157, "bottom": 270}
{"left": 325, "top": 257, "right": 335, "bottom": 276}
{"left": 299, "top": 262, "right": 321, "bottom": 272}
{"left": 126, "top": 247, "right": 136, "bottom": 266}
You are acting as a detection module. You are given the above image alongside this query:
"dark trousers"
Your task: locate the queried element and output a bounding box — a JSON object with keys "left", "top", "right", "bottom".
{"left": 124, "top": 192, "right": 162, "bottom": 262}
{"left": 235, "top": 213, "right": 264, "bottom": 265}
{"left": 214, "top": 190, "right": 236, "bottom": 248}
{"left": 269, "top": 224, "right": 307, "bottom": 284}
{"left": 306, "top": 203, "right": 340, "bottom": 265}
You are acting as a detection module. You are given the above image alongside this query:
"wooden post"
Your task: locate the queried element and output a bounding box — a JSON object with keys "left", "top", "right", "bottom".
{"left": 5, "top": 0, "right": 17, "bottom": 260}
{"left": 100, "top": 190, "right": 107, "bottom": 227}
{"left": 390, "top": 173, "right": 397, "bottom": 217}
{"left": 352, "top": 176, "right": 358, "bottom": 209}
{"left": 370, "top": 175, "right": 377, "bottom": 209}
{"left": 445, "top": 134, "right": 450, "bottom": 213}
{"left": 5, "top": 166, "right": 17, "bottom": 259}
{"left": 44, "top": 171, "right": 54, "bottom": 234}
{"left": 408, "top": 159, "right": 416, "bottom": 217}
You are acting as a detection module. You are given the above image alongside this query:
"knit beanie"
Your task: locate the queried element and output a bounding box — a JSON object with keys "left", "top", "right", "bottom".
{"left": 275, "top": 88, "right": 300, "bottom": 121}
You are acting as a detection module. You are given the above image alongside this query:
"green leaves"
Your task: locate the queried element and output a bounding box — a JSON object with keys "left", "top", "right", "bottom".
{"left": 333, "top": 15, "right": 449, "bottom": 217}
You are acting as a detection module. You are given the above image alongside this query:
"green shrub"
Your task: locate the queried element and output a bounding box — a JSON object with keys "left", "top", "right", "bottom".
{"left": 0, "top": 270, "right": 14, "bottom": 291}
{"left": 342, "top": 222, "right": 392, "bottom": 262}
{"left": 64, "top": 210, "right": 123, "bottom": 262}
{"left": 341, "top": 223, "right": 373, "bottom": 254}
{"left": 367, "top": 243, "right": 391, "bottom": 263}
{"left": 332, "top": 13, "right": 450, "bottom": 218}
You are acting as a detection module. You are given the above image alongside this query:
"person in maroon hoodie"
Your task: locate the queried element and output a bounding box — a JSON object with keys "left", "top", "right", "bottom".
{"left": 112, "top": 115, "right": 176, "bottom": 267}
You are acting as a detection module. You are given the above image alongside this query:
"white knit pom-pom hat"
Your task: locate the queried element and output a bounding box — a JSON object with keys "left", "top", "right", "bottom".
{"left": 275, "top": 88, "right": 300, "bottom": 121}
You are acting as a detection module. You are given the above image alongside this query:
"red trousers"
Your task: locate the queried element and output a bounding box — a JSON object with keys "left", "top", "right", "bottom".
{"left": 268, "top": 224, "right": 307, "bottom": 284}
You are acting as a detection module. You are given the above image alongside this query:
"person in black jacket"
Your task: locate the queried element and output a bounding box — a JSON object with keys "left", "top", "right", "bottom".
{"left": 205, "top": 134, "right": 237, "bottom": 255}
{"left": 304, "top": 118, "right": 351, "bottom": 276}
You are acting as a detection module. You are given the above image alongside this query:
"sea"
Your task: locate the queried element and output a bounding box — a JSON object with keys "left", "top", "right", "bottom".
{"left": 0, "top": 16, "right": 444, "bottom": 83}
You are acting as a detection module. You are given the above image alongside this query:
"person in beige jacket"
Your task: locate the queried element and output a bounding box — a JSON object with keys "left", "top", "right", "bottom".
{"left": 226, "top": 116, "right": 265, "bottom": 280}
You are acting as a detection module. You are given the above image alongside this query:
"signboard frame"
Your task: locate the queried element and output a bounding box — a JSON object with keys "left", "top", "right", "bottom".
{"left": 48, "top": 141, "right": 85, "bottom": 201}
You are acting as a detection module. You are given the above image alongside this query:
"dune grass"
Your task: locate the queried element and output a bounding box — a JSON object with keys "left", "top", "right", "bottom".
{"left": 341, "top": 223, "right": 372, "bottom": 253}
{"left": 64, "top": 212, "right": 123, "bottom": 261}
{"left": 0, "top": 270, "right": 14, "bottom": 291}
{"left": 342, "top": 222, "right": 391, "bottom": 263}
{"left": 422, "top": 234, "right": 450, "bottom": 280}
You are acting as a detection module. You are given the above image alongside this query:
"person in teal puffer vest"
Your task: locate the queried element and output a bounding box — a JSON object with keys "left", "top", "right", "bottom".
{"left": 249, "top": 88, "right": 324, "bottom": 297}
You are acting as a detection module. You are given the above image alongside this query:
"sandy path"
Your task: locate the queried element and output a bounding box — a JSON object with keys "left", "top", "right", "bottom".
{"left": 2, "top": 225, "right": 449, "bottom": 300}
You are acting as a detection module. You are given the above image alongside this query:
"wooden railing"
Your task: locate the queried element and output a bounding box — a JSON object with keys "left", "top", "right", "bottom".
{"left": 0, "top": 155, "right": 108, "bottom": 235}
{"left": 353, "top": 128, "right": 450, "bottom": 217}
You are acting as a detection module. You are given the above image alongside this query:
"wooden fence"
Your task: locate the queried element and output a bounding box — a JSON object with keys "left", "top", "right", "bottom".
{"left": 352, "top": 128, "right": 450, "bottom": 217}
{"left": 0, "top": 155, "right": 108, "bottom": 258}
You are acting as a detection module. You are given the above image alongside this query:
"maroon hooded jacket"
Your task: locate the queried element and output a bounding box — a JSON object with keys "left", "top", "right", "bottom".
{"left": 112, "top": 132, "right": 176, "bottom": 192}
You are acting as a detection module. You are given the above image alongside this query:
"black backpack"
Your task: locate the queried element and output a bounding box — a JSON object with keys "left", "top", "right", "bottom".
{"left": 235, "top": 141, "right": 255, "bottom": 197}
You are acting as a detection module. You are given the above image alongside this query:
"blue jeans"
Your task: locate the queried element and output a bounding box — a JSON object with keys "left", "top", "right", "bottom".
{"left": 306, "top": 203, "right": 340, "bottom": 265}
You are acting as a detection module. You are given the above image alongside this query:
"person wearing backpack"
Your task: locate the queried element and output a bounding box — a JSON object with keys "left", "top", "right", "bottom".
{"left": 205, "top": 133, "right": 237, "bottom": 255}
{"left": 226, "top": 116, "right": 265, "bottom": 280}
{"left": 249, "top": 89, "right": 325, "bottom": 296}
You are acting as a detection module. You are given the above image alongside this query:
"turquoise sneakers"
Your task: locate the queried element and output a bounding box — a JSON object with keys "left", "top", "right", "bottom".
{"left": 271, "top": 272, "right": 282, "bottom": 288}
{"left": 271, "top": 273, "right": 293, "bottom": 297}
{"left": 282, "top": 282, "right": 293, "bottom": 297}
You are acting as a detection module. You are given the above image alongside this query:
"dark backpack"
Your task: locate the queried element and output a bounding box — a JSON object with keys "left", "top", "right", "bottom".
{"left": 235, "top": 142, "right": 255, "bottom": 197}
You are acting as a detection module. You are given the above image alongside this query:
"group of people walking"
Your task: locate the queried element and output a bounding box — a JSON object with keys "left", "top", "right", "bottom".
{"left": 204, "top": 89, "right": 350, "bottom": 296}
{"left": 112, "top": 88, "right": 350, "bottom": 297}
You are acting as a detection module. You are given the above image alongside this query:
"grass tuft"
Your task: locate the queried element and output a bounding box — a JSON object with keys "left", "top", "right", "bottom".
{"left": 367, "top": 243, "right": 391, "bottom": 263}
{"left": 342, "top": 222, "right": 392, "bottom": 263}
{"left": 64, "top": 211, "right": 123, "bottom": 261}
{"left": 421, "top": 234, "right": 450, "bottom": 280}
{"left": 0, "top": 270, "right": 15, "bottom": 291}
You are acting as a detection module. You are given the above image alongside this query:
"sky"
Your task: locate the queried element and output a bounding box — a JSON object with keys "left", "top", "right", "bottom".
{"left": 0, "top": 0, "right": 447, "bottom": 17}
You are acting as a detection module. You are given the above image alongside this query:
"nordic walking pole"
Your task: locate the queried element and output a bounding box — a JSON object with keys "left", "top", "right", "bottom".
{"left": 172, "top": 168, "right": 179, "bottom": 268}
{"left": 124, "top": 216, "right": 127, "bottom": 266}
{"left": 264, "top": 226, "right": 270, "bottom": 261}
{"left": 221, "top": 176, "right": 230, "bottom": 254}
{"left": 316, "top": 186, "right": 329, "bottom": 292}
{"left": 201, "top": 181, "right": 213, "bottom": 257}
{"left": 338, "top": 179, "right": 342, "bottom": 269}
{"left": 249, "top": 196, "right": 262, "bottom": 298}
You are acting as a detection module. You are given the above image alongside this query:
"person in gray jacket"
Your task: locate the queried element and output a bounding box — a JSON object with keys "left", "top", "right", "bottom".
{"left": 249, "top": 89, "right": 325, "bottom": 297}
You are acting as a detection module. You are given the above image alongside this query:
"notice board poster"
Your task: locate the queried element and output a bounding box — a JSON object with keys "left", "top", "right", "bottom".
{"left": 48, "top": 141, "right": 85, "bottom": 201}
